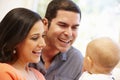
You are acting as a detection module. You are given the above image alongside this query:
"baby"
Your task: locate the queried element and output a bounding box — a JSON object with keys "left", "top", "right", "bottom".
{"left": 79, "top": 37, "right": 120, "bottom": 80}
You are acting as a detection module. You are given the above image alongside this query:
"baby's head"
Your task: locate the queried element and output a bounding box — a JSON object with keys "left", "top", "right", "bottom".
{"left": 84, "top": 37, "right": 120, "bottom": 74}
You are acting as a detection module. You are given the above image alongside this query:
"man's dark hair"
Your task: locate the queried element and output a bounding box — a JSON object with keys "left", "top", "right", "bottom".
{"left": 45, "top": 0, "right": 81, "bottom": 27}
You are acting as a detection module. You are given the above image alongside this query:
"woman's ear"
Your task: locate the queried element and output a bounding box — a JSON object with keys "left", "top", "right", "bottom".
{"left": 42, "top": 18, "right": 48, "bottom": 31}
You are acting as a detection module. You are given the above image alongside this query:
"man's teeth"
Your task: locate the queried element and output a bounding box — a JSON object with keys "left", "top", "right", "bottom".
{"left": 62, "top": 40, "right": 70, "bottom": 43}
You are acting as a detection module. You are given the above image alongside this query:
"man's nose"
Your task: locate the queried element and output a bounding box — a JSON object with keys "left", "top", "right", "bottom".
{"left": 64, "top": 28, "right": 72, "bottom": 38}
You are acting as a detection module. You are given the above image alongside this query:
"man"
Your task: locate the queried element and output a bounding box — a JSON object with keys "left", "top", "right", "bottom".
{"left": 30, "top": 0, "right": 83, "bottom": 80}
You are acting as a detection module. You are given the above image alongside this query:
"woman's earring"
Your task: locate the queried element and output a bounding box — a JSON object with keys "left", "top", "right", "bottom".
{"left": 13, "top": 49, "right": 16, "bottom": 54}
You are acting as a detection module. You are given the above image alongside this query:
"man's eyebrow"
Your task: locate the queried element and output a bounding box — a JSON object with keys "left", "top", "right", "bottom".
{"left": 74, "top": 24, "right": 80, "bottom": 27}
{"left": 57, "top": 21, "right": 80, "bottom": 27}
{"left": 57, "top": 21, "right": 67, "bottom": 24}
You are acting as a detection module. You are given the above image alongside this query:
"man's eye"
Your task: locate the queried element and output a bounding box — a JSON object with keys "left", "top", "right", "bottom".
{"left": 57, "top": 22, "right": 68, "bottom": 28}
{"left": 72, "top": 26, "right": 79, "bottom": 30}
{"left": 59, "top": 24, "right": 67, "bottom": 28}
{"left": 72, "top": 26, "right": 78, "bottom": 30}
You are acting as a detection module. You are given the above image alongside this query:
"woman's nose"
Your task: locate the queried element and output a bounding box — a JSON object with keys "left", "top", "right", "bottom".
{"left": 38, "top": 38, "right": 46, "bottom": 48}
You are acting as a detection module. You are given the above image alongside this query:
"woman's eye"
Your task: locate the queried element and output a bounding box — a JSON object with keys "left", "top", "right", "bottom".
{"left": 31, "top": 37, "right": 39, "bottom": 41}
{"left": 42, "top": 32, "right": 46, "bottom": 38}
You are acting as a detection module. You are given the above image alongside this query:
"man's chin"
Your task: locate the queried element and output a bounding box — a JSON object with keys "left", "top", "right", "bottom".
{"left": 59, "top": 47, "right": 70, "bottom": 52}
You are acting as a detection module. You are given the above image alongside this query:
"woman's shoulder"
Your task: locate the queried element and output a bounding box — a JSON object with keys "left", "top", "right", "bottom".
{"left": 0, "top": 63, "right": 16, "bottom": 71}
{"left": 0, "top": 63, "right": 26, "bottom": 80}
{"left": 30, "top": 67, "right": 45, "bottom": 80}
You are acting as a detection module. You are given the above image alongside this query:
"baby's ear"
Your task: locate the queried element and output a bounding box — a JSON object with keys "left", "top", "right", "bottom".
{"left": 87, "top": 56, "right": 93, "bottom": 68}
{"left": 83, "top": 56, "right": 93, "bottom": 72}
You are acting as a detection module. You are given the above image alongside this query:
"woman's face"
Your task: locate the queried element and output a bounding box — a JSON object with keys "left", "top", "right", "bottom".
{"left": 16, "top": 20, "right": 46, "bottom": 64}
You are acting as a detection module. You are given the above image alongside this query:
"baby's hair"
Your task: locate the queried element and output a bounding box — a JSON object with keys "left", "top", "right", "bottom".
{"left": 86, "top": 37, "right": 120, "bottom": 69}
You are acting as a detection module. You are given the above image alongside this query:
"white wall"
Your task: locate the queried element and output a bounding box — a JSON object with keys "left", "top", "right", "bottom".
{"left": 0, "top": 0, "right": 38, "bottom": 21}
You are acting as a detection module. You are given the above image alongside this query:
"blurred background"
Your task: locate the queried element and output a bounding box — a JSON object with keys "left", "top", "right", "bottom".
{"left": 0, "top": 0, "right": 120, "bottom": 67}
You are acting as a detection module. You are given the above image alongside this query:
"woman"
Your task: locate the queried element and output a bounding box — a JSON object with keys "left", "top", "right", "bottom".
{"left": 0, "top": 8, "right": 46, "bottom": 80}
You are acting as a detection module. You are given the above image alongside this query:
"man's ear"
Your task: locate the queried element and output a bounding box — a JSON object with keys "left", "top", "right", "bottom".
{"left": 42, "top": 18, "right": 48, "bottom": 32}
{"left": 42, "top": 18, "right": 48, "bottom": 26}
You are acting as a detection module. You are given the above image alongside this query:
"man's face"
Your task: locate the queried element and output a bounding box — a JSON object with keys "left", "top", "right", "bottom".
{"left": 46, "top": 10, "right": 80, "bottom": 52}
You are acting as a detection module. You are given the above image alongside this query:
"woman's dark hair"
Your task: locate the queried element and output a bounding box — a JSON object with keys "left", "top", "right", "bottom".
{"left": 45, "top": 0, "right": 81, "bottom": 27}
{"left": 0, "top": 8, "right": 42, "bottom": 63}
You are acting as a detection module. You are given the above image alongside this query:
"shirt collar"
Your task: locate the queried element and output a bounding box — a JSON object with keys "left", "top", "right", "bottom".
{"left": 59, "top": 52, "right": 67, "bottom": 61}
